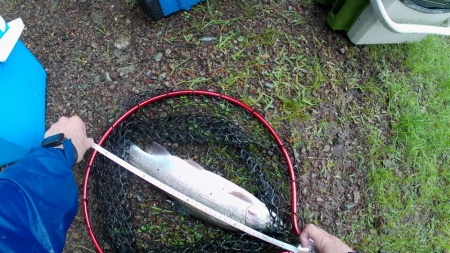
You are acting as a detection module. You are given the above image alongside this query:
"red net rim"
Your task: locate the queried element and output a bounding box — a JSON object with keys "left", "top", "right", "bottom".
{"left": 82, "top": 90, "right": 300, "bottom": 252}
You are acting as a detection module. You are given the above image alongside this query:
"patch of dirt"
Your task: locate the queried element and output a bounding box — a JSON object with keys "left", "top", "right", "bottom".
{"left": 0, "top": 0, "right": 395, "bottom": 251}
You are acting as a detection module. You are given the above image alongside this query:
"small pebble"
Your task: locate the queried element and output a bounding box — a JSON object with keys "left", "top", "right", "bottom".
{"left": 117, "top": 65, "right": 136, "bottom": 75}
{"left": 339, "top": 48, "right": 345, "bottom": 54}
{"left": 265, "top": 83, "right": 274, "bottom": 89}
{"left": 158, "top": 72, "right": 167, "bottom": 80}
{"left": 154, "top": 52, "right": 163, "bottom": 62}
{"left": 181, "top": 51, "right": 191, "bottom": 59}
{"left": 199, "top": 36, "right": 217, "bottom": 42}
{"left": 353, "top": 191, "right": 361, "bottom": 203}
{"left": 109, "top": 71, "right": 120, "bottom": 81}
{"left": 261, "top": 53, "right": 270, "bottom": 60}
{"left": 114, "top": 33, "right": 131, "bottom": 49}
{"left": 341, "top": 202, "right": 356, "bottom": 210}
{"left": 105, "top": 73, "right": 113, "bottom": 82}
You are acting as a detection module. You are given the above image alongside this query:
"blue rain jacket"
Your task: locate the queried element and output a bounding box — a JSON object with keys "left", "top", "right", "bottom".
{"left": 0, "top": 140, "right": 78, "bottom": 253}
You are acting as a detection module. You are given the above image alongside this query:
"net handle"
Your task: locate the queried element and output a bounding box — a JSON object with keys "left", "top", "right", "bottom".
{"left": 82, "top": 90, "right": 300, "bottom": 253}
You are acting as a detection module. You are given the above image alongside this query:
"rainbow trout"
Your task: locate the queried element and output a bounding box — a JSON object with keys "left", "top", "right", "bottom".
{"left": 127, "top": 142, "right": 276, "bottom": 231}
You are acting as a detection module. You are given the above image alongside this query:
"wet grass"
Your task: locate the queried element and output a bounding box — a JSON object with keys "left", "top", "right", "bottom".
{"left": 358, "top": 36, "right": 450, "bottom": 252}
{"left": 210, "top": 28, "right": 325, "bottom": 125}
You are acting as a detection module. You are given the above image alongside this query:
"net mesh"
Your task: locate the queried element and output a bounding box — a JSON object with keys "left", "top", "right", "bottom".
{"left": 86, "top": 90, "right": 304, "bottom": 252}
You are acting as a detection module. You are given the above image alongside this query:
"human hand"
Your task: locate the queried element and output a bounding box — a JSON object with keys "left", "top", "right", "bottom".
{"left": 300, "top": 224, "right": 353, "bottom": 253}
{"left": 44, "top": 116, "right": 94, "bottom": 163}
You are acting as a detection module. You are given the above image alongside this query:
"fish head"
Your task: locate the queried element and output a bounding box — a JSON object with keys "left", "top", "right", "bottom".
{"left": 245, "top": 203, "right": 273, "bottom": 230}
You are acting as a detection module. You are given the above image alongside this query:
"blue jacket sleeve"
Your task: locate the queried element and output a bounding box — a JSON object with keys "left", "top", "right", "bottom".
{"left": 0, "top": 140, "right": 78, "bottom": 253}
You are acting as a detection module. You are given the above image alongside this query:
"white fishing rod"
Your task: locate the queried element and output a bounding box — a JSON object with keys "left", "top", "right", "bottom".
{"left": 92, "top": 143, "right": 317, "bottom": 253}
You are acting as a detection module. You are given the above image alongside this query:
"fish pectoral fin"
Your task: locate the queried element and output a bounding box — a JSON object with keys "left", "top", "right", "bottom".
{"left": 228, "top": 191, "right": 254, "bottom": 204}
{"left": 147, "top": 142, "right": 171, "bottom": 156}
{"left": 185, "top": 160, "right": 204, "bottom": 170}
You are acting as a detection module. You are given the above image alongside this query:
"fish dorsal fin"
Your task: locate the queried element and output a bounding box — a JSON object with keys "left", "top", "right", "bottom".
{"left": 229, "top": 191, "right": 254, "bottom": 204}
{"left": 185, "top": 160, "right": 204, "bottom": 170}
{"left": 148, "top": 142, "right": 171, "bottom": 156}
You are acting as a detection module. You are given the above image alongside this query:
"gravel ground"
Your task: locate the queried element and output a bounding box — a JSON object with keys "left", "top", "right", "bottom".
{"left": 1, "top": 0, "right": 392, "bottom": 252}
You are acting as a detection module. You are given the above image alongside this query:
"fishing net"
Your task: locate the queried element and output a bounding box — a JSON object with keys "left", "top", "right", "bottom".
{"left": 84, "top": 90, "right": 304, "bottom": 252}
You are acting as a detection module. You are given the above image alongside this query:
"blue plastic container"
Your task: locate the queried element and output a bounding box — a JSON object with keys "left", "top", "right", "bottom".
{"left": 139, "top": 0, "right": 204, "bottom": 20}
{"left": 160, "top": 0, "right": 204, "bottom": 16}
{"left": 0, "top": 39, "right": 47, "bottom": 166}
